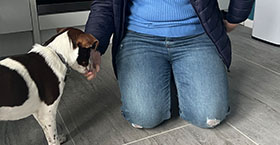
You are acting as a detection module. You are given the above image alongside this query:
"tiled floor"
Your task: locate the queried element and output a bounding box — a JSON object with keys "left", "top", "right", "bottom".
{"left": 1, "top": 26, "right": 280, "bottom": 145}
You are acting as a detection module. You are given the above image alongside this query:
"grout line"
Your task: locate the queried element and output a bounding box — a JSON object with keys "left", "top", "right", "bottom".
{"left": 226, "top": 122, "right": 259, "bottom": 145}
{"left": 58, "top": 110, "right": 76, "bottom": 145}
{"left": 233, "top": 53, "right": 280, "bottom": 112}
{"left": 233, "top": 53, "right": 280, "bottom": 77}
{"left": 123, "top": 124, "right": 191, "bottom": 145}
{"left": 231, "top": 54, "right": 276, "bottom": 145}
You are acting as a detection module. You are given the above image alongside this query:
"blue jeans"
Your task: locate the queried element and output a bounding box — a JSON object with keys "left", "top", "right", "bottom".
{"left": 116, "top": 31, "right": 229, "bottom": 128}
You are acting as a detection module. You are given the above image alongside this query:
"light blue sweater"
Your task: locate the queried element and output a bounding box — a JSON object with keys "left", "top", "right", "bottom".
{"left": 127, "top": 0, "right": 204, "bottom": 37}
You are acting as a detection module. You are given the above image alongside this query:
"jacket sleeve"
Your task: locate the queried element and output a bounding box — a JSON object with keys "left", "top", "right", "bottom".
{"left": 85, "top": 0, "right": 114, "bottom": 55}
{"left": 226, "top": 0, "right": 255, "bottom": 24}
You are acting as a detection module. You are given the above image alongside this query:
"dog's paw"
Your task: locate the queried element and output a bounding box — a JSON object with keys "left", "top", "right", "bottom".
{"left": 58, "top": 134, "right": 67, "bottom": 144}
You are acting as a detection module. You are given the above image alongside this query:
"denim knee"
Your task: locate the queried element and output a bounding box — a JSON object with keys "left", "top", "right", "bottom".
{"left": 122, "top": 107, "right": 171, "bottom": 129}
{"left": 192, "top": 116, "right": 226, "bottom": 129}
{"left": 180, "top": 106, "right": 230, "bottom": 129}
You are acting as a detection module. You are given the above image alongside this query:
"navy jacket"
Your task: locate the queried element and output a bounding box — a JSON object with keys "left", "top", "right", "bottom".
{"left": 85, "top": 0, "right": 254, "bottom": 74}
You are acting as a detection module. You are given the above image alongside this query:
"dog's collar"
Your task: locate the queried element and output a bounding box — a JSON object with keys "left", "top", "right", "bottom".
{"left": 55, "top": 52, "right": 67, "bottom": 67}
{"left": 55, "top": 52, "right": 71, "bottom": 81}
{"left": 46, "top": 45, "right": 71, "bottom": 81}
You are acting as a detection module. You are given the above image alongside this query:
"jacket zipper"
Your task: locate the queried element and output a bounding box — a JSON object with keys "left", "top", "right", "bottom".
{"left": 121, "top": 0, "right": 127, "bottom": 41}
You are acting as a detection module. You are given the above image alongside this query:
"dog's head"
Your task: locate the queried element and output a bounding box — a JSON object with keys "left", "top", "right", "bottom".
{"left": 44, "top": 27, "right": 99, "bottom": 74}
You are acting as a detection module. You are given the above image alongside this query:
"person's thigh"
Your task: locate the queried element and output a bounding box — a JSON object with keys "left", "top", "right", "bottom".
{"left": 116, "top": 31, "right": 171, "bottom": 128}
{"left": 171, "top": 33, "right": 229, "bottom": 128}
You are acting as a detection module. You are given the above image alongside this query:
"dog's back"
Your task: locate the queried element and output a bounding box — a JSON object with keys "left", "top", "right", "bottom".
{"left": 0, "top": 51, "right": 60, "bottom": 120}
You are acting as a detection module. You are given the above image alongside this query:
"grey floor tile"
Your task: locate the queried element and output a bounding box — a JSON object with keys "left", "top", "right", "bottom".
{"left": 229, "top": 53, "right": 280, "bottom": 113}
{"left": 225, "top": 54, "right": 280, "bottom": 144}
{"left": 0, "top": 116, "right": 48, "bottom": 145}
{"left": 127, "top": 123, "right": 255, "bottom": 145}
{"left": 229, "top": 26, "right": 280, "bottom": 73}
{"left": 227, "top": 89, "right": 280, "bottom": 145}
{"left": 0, "top": 114, "right": 70, "bottom": 145}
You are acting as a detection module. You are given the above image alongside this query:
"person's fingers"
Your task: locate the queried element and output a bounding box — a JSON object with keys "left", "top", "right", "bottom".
{"left": 87, "top": 74, "right": 95, "bottom": 80}
{"left": 95, "top": 64, "right": 100, "bottom": 73}
{"left": 85, "top": 71, "right": 97, "bottom": 80}
{"left": 223, "top": 20, "right": 238, "bottom": 32}
{"left": 84, "top": 71, "right": 93, "bottom": 77}
{"left": 87, "top": 75, "right": 93, "bottom": 80}
{"left": 84, "top": 50, "right": 101, "bottom": 80}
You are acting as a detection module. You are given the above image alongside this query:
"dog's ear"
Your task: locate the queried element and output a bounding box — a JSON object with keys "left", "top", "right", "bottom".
{"left": 56, "top": 28, "right": 67, "bottom": 33}
{"left": 76, "top": 33, "right": 99, "bottom": 49}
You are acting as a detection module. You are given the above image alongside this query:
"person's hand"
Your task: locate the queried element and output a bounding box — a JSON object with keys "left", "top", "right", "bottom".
{"left": 85, "top": 50, "right": 101, "bottom": 80}
{"left": 223, "top": 20, "right": 238, "bottom": 32}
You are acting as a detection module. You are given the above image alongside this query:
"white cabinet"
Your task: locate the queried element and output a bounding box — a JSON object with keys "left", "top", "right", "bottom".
{"left": 252, "top": 0, "right": 280, "bottom": 45}
{"left": 0, "top": 0, "right": 32, "bottom": 34}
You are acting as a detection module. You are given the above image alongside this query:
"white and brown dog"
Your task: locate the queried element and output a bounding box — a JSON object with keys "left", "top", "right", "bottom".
{"left": 0, "top": 27, "right": 98, "bottom": 145}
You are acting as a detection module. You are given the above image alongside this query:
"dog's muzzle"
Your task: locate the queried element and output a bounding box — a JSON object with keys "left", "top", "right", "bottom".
{"left": 77, "top": 46, "right": 91, "bottom": 67}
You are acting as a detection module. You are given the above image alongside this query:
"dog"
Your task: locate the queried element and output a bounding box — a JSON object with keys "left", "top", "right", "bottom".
{"left": 0, "top": 27, "right": 98, "bottom": 145}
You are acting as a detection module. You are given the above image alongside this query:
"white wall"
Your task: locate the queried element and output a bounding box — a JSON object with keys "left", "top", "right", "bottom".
{"left": 218, "top": 0, "right": 230, "bottom": 10}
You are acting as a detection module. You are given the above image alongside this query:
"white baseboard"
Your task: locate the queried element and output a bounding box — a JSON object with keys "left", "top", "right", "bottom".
{"left": 241, "top": 19, "right": 254, "bottom": 28}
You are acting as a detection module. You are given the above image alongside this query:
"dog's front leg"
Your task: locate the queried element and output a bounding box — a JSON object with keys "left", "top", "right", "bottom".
{"left": 33, "top": 106, "right": 60, "bottom": 145}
